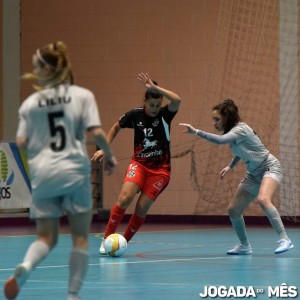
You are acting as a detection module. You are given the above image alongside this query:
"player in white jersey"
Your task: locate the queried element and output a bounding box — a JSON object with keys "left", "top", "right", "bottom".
{"left": 179, "top": 99, "right": 294, "bottom": 255}
{"left": 4, "top": 41, "right": 117, "bottom": 300}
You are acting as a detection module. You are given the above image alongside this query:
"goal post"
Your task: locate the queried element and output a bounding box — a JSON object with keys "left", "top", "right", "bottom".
{"left": 172, "top": 0, "right": 300, "bottom": 222}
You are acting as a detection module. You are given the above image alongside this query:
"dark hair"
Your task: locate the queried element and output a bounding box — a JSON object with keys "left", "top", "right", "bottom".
{"left": 144, "top": 80, "right": 162, "bottom": 100}
{"left": 213, "top": 99, "right": 240, "bottom": 133}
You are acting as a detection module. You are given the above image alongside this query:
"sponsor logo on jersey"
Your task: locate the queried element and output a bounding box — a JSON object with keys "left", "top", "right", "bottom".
{"left": 152, "top": 119, "right": 159, "bottom": 127}
{"left": 153, "top": 180, "right": 163, "bottom": 191}
{"left": 127, "top": 170, "right": 136, "bottom": 178}
{"left": 142, "top": 138, "right": 158, "bottom": 151}
{"left": 137, "top": 149, "right": 162, "bottom": 158}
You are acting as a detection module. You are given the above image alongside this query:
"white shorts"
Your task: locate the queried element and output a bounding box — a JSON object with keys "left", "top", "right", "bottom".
{"left": 29, "top": 176, "right": 92, "bottom": 219}
{"left": 238, "top": 154, "right": 283, "bottom": 196}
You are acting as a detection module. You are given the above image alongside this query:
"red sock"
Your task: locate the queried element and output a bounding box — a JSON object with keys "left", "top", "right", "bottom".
{"left": 104, "top": 204, "right": 126, "bottom": 239}
{"left": 123, "top": 214, "right": 145, "bottom": 242}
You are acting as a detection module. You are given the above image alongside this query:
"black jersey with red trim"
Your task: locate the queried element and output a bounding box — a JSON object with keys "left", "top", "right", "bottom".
{"left": 118, "top": 105, "right": 178, "bottom": 171}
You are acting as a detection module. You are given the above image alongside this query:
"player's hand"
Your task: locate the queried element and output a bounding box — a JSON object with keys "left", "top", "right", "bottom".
{"left": 179, "top": 123, "right": 197, "bottom": 135}
{"left": 137, "top": 72, "right": 155, "bottom": 89}
{"left": 219, "top": 166, "right": 231, "bottom": 179}
{"left": 91, "top": 150, "right": 105, "bottom": 162}
{"left": 104, "top": 155, "right": 117, "bottom": 175}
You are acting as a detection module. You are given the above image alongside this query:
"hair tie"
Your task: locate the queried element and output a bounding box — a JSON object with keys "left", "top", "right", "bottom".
{"left": 36, "top": 49, "right": 55, "bottom": 68}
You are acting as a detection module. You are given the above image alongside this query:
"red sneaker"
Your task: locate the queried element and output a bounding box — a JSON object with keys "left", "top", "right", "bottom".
{"left": 3, "top": 264, "right": 30, "bottom": 299}
{"left": 4, "top": 277, "right": 19, "bottom": 300}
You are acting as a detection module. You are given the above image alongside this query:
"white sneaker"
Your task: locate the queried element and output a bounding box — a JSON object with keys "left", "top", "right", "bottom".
{"left": 274, "top": 239, "right": 294, "bottom": 254}
{"left": 99, "top": 238, "right": 107, "bottom": 255}
{"left": 4, "top": 263, "right": 31, "bottom": 299}
{"left": 227, "top": 244, "right": 252, "bottom": 255}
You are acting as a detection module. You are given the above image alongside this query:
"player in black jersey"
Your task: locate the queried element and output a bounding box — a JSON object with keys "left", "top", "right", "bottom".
{"left": 92, "top": 73, "right": 181, "bottom": 254}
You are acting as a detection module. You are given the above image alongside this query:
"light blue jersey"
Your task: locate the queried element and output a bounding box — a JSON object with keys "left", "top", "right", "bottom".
{"left": 196, "top": 122, "right": 282, "bottom": 194}
{"left": 229, "top": 122, "right": 269, "bottom": 173}
{"left": 197, "top": 122, "right": 271, "bottom": 174}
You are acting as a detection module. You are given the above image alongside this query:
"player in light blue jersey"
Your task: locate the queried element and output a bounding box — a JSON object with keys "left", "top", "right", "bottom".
{"left": 179, "top": 99, "right": 294, "bottom": 255}
{"left": 4, "top": 41, "right": 117, "bottom": 300}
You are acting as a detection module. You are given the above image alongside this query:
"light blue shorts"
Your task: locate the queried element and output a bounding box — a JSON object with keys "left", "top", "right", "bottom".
{"left": 30, "top": 176, "right": 92, "bottom": 219}
{"left": 238, "top": 154, "right": 283, "bottom": 197}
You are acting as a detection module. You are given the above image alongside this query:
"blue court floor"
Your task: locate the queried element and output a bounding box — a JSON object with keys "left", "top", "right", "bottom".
{"left": 0, "top": 224, "right": 299, "bottom": 300}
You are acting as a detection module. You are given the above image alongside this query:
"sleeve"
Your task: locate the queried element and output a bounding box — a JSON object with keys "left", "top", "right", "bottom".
{"left": 229, "top": 156, "right": 241, "bottom": 169}
{"left": 230, "top": 124, "right": 248, "bottom": 144}
{"left": 196, "top": 130, "right": 236, "bottom": 144}
{"left": 16, "top": 104, "right": 28, "bottom": 139}
{"left": 119, "top": 110, "right": 135, "bottom": 128}
{"left": 84, "top": 91, "right": 101, "bottom": 129}
{"left": 162, "top": 105, "right": 178, "bottom": 124}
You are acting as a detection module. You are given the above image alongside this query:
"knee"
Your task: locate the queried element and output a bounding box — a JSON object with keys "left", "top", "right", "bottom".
{"left": 50, "top": 235, "right": 59, "bottom": 249}
{"left": 73, "top": 235, "right": 89, "bottom": 250}
{"left": 134, "top": 205, "right": 148, "bottom": 217}
{"left": 40, "top": 235, "right": 58, "bottom": 250}
{"left": 256, "top": 195, "right": 271, "bottom": 209}
{"left": 227, "top": 206, "right": 242, "bottom": 219}
{"left": 117, "top": 191, "right": 134, "bottom": 209}
{"left": 135, "top": 199, "right": 153, "bottom": 217}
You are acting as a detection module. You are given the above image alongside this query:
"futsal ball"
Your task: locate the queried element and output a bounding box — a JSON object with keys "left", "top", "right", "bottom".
{"left": 104, "top": 233, "right": 127, "bottom": 257}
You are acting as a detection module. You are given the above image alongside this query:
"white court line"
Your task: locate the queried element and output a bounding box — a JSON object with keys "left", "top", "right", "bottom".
{"left": 1, "top": 254, "right": 299, "bottom": 273}
{"left": 0, "top": 227, "right": 232, "bottom": 239}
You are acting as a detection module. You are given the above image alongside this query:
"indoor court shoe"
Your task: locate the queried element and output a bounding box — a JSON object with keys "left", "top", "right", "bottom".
{"left": 274, "top": 239, "right": 294, "bottom": 254}
{"left": 99, "top": 238, "right": 107, "bottom": 255}
{"left": 227, "top": 244, "right": 252, "bottom": 255}
{"left": 4, "top": 263, "right": 30, "bottom": 299}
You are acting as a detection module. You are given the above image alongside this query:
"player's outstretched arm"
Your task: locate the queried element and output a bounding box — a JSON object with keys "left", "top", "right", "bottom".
{"left": 179, "top": 123, "right": 197, "bottom": 135}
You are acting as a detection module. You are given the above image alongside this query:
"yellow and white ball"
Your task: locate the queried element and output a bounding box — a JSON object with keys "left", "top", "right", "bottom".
{"left": 104, "top": 233, "right": 127, "bottom": 257}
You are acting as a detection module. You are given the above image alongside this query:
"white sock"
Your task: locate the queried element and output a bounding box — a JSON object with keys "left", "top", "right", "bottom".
{"left": 263, "top": 206, "right": 289, "bottom": 240}
{"left": 230, "top": 216, "right": 250, "bottom": 246}
{"left": 68, "top": 247, "right": 89, "bottom": 295}
{"left": 23, "top": 240, "right": 50, "bottom": 270}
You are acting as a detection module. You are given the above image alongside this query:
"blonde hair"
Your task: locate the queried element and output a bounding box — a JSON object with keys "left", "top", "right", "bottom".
{"left": 23, "top": 41, "right": 74, "bottom": 90}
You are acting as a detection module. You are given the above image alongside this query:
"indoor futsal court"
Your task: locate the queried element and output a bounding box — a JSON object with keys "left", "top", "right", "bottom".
{"left": 0, "top": 221, "right": 299, "bottom": 300}
{"left": 1, "top": 0, "right": 300, "bottom": 299}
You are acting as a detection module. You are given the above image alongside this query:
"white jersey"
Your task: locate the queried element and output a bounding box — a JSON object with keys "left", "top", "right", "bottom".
{"left": 16, "top": 84, "right": 101, "bottom": 199}
{"left": 229, "top": 122, "right": 269, "bottom": 172}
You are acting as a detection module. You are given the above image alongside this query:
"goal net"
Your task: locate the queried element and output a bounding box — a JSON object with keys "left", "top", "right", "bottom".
{"left": 173, "top": 0, "right": 300, "bottom": 221}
